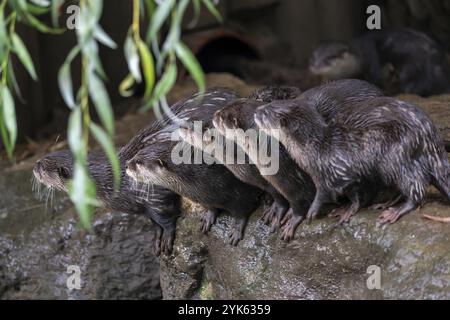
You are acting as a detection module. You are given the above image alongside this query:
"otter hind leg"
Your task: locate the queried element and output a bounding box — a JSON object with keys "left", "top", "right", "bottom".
{"left": 378, "top": 198, "right": 419, "bottom": 224}
{"left": 337, "top": 192, "right": 361, "bottom": 224}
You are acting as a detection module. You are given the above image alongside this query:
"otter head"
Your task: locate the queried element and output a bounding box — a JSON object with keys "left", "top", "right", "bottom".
{"left": 255, "top": 100, "right": 326, "bottom": 148}
{"left": 178, "top": 118, "right": 219, "bottom": 152}
{"left": 309, "top": 42, "right": 361, "bottom": 80}
{"left": 33, "top": 150, "right": 74, "bottom": 192}
{"left": 248, "top": 86, "right": 302, "bottom": 103}
{"left": 125, "top": 131, "right": 179, "bottom": 190}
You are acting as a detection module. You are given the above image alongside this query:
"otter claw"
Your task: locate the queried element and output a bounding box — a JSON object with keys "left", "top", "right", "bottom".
{"left": 228, "top": 229, "right": 243, "bottom": 246}
{"left": 201, "top": 210, "right": 218, "bottom": 234}
{"left": 281, "top": 215, "right": 304, "bottom": 242}
{"left": 378, "top": 208, "right": 400, "bottom": 224}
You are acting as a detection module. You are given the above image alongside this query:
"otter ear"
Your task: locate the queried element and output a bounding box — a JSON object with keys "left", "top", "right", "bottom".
{"left": 58, "top": 166, "right": 70, "bottom": 179}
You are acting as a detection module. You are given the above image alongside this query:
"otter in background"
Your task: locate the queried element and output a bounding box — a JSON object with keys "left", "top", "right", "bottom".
{"left": 309, "top": 28, "right": 450, "bottom": 96}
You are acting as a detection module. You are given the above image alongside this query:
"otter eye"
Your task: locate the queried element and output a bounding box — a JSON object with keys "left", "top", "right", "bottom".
{"left": 58, "top": 167, "right": 69, "bottom": 179}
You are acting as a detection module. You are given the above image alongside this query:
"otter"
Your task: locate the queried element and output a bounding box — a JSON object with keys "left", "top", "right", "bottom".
{"left": 126, "top": 128, "right": 263, "bottom": 246}
{"left": 33, "top": 149, "right": 181, "bottom": 256}
{"left": 309, "top": 28, "right": 450, "bottom": 96}
{"left": 179, "top": 86, "right": 302, "bottom": 231}
{"left": 255, "top": 95, "right": 450, "bottom": 234}
{"left": 214, "top": 79, "right": 391, "bottom": 241}
{"left": 126, "top": 88, "right": 264, "bottom": 246}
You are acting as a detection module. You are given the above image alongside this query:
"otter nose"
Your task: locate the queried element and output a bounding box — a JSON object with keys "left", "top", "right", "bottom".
{"left": 125, "top": 160, "right": 136, "bottom": 172}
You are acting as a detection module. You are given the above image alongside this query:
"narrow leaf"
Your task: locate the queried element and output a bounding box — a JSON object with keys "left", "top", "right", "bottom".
{"left": 137, "top": 39, "right": 155, "bottom": 99}
{"left": 124, "top": 33, "right": 141, "bottom": 82}
{"left": 175, "top": 42, "right": 205, "bottom": 93}
{"left": 90, "top": 122, "right": 120, "bottom": 190}
{"left": 1, "top": 86, "right": 17, "bottom": 155}
{"left": 88, "top": 70, "right": 114, "bottom": 136}
{"left": 146, "top": 0, "right": 175, "bottom": 44}
{"left": 11, "top": 33, "right": 37, "bottom": 80}
{"left": 201, "top": 0, "right": 223, "bottom": 23}
{"left": 142, "top": 62, "right": 177, "bottom": 111}
{"left": 93, "top": 24, "right": 117, "bottom": 49}
{"left": 58, "top": 46, "right": 80, "bottom": 109}
{"left": 67, "top": 108, "right": 84, "bottom": 158}
{"left": 68, "top": 162, "right": 98, "bottom": 230}
{"left": 119, "top": 73, "right": 136, "bottom": 97}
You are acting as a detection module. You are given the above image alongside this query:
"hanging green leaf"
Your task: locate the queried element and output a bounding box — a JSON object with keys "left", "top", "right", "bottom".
{"left": 93, "top": 24, "right": 117, "bottom": 49}
{"left": 7, "top": 60, "right": 23, "bottom": 101}
{"left": 58, "top": 46, "right": 80, "bottom": 109}
{"left": 67, "top": 107, "right": 84, "bottom": 159}
{"left": 68, "top": 162, "right": 98, "bottom": 230}
{"left": 25, "top": 12, "right": 64, "bottom": 34}
{"left": 146, "top": 0, "right": 175, "bottom": 44}
{"left": 11, "top": 33, "right": 37, "bottom": 80}
{"left": 51, "top": 0, "right": 64, "bottom": 27}
{"left": 137, "top": 39, "right": 155, "bottom": 99}
{"left": 175, "top": 42, "right": 205, "bottom": 93}
{"left": 119, "top": 73, "right": 136, "bottom": 97}
{"left": 188, "top": 0, "right": 201, "bottom": 28}
{"left": 124, "top": 33, "right": 141, "bottom": 82}
{"left": 201, "top": 0, "right": 223, "bottom": 23}
{"left": 1, "top": 85, "right": 16, "bottom": 158}
{"left": 90, "top": 122, "right": 120, "bottom": 190}
{"left": 142, "top": 61, "right": 177, "bottom": 111}
{"left": 88, "top": 70, "right": 115, "bottom": 136}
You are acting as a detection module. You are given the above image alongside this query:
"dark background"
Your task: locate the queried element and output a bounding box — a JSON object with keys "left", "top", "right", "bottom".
{"left": 11, "top": 0, "right": 450, "bottom": 141}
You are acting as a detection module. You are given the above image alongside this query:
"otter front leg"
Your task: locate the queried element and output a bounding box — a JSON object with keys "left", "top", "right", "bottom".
{"left": 201, "top": 208, "right": 222, "bottom": 234}
{"left": 262, "top": 191, "right": 290, "bottom": 233}
{"left": 228, "top": 210, "right": 252, "bottom": 246}
{"left": 280, "top": 204, "right": 307, "bottom": 242}
{"left": 306, "top": 189, "right": 328, "bottom": 223}
{"left": 146, "top": 208, "right": 179, "bottom": 256}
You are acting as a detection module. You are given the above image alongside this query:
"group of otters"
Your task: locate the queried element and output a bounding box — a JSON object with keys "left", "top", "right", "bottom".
{"left": 33, "top": 29, "right": 450, "bottom": 256}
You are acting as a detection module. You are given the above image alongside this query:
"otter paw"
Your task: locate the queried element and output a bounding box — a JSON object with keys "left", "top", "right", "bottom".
{"left": 280, "top": 208, "right": 293, "bottom": 226}
{"left": 378, "top": 208, "right": 401, "bottom": 224}
{"left": 280, "top": 215, "right": 303, "bottom": 242}
{"left": 228, "top": 229, "right": 243, "bottom": 246}
{"left": 201, "top": 210, "right": 218, "bottom": 234}
{"left": 160, "top": 232, "right": 174, "bottom": 256}
{"left": 262, "top": 206, "right": 276, "bottom": 225}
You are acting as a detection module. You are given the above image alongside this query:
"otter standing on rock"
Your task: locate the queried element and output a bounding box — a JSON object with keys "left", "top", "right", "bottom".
{"left": 179, "top": 86, "right": 302, "bottom": 232}
{"left": 310, "top": 28, "right": 450, "bottom": 96}
{"left": 33, "top": 149, "right": 181, "bottom": 256}
{"left": 255, "top": 94, "right": 450, "bottom": 234}
{"left": 32, "top": 89, "right": 230, "bottom": 256}
{"left": 214, "top": 80, "right": 388, "bottom": 241}
{"left": 126, "top": 89, "right": 264, "bottom": 246}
